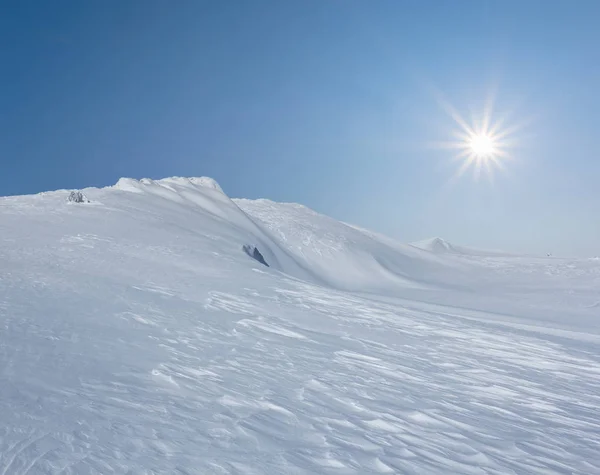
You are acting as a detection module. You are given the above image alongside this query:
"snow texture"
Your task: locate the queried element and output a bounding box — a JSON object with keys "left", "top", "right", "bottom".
{"left": 1, "top": 176, "right": 599, "bottom": 474}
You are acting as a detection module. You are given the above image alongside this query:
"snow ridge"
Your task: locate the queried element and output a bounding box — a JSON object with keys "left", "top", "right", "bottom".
{"left": 113, "top": 176, "right": 224, "bottom": 194}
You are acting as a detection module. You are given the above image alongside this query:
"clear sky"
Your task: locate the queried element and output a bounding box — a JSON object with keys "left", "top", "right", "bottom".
{"left": 2, "top": 1, "right": 599, "bottom": 256}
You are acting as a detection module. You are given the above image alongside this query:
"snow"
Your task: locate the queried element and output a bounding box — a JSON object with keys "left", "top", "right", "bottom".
{"left": 411, "top": 236, "right": 458, "bottom": 253}
{"left": 410, "top": 237, "right": 516, "bottom": 257}
{"left": 1, "top": 176, "right": 599, "bottom": 474}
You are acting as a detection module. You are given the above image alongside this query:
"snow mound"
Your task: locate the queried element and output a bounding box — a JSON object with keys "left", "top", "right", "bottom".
{"left": 106, "top": 176, "right": 322, "bottom": 284}
{"left": 113, "top": 177, "right": 145, "bottom": 193}
{"left": 77, "top": 181, "right": 470, "bottom": 293}
{"left": 412, "top": 237, "right": 459, "bottom": 254}
{"left": 411, "top": 237, "right": 517, "bottom": 257}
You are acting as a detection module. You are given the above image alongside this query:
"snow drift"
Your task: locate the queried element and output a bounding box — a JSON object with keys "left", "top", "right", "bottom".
{"left": 234, "top": 199, "right": 471, "bottom": 294}
{"left": 1, "top": 176, "right": 599, "bottom": 474}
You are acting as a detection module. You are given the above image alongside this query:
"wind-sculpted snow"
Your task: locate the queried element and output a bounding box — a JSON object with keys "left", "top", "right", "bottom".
{"left": 1, "top": 177, "right": 599, "bottom": 473}
{"left": 234, "top": 199, "right": 468, "bottom": 293}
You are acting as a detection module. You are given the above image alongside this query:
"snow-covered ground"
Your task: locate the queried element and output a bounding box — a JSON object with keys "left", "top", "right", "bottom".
{"left": 1, "top": 176, "right": 599, "bottom": 474}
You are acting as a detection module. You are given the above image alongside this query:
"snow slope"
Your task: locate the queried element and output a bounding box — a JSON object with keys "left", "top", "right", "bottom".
{"left": 237, "top": 199, "right": 600, "bottom": 332}
{"left": 234, "top": 199, "right": 471, "bottom": 293}
{"left": 1, "top": 177, "right": 599, "bottom": 474}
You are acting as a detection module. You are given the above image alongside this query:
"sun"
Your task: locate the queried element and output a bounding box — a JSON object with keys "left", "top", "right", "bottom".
{"left": 429, "top": 89, "right": 525, "bottom": 183}
{"left": 469, "top": 133, "right": 496, "bottom": 158}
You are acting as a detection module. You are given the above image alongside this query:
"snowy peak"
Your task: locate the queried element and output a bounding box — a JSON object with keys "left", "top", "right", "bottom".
{"left": 411, "top": 237, "right": 459, "bottom": 254}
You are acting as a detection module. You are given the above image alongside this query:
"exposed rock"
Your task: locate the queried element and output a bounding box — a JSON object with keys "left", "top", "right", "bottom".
{"left": 243, "top": 245, "right": 269, "bottom": 267}
{"left": 68, "top": 191, "right": 90, "bottom": 203}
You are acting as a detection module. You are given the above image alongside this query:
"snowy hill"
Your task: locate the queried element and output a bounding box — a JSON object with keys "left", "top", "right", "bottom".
{"left": 234, "top": 199, "right": 470, "bottom": 294}
{"left": 410, "top": 236, "right": 514, "bottom": 257}
{"left": 411, "top": 236, "right": 459, "bottom": 253}
{"left": 1, "top": 177, "right": 600, "bottom": 474}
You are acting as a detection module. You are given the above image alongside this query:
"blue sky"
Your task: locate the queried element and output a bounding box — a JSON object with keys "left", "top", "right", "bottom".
{"left": 2, "top": 1, "right": 599, "bottom": 256}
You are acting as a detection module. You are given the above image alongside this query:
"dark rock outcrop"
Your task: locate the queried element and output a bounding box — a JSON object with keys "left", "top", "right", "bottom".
{"left": 68, "top": 191, "right": 90, "bottom": 203}
{"left": 243, "top": 245, "right": 269, "bottom": 267}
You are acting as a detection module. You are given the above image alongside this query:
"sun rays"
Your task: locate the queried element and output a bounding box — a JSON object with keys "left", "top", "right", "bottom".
{"left": 429, "top": 88, "right": 524, "bottom": 184}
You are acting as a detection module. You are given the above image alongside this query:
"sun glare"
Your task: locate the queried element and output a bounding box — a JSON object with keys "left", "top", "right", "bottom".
{"left": 469, "top": 133, "right": 495, "bottom": 158}
{"left": 430, "top": 88, "right": 525, "bottom": 183}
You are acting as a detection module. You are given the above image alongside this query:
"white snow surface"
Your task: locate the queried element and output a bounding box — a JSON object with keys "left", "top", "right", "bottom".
{"left": 1, "top": 176, "right": 599, "bottom": 474}
{"left": 410, "top": 237, "right": 515, "bottom": 257}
